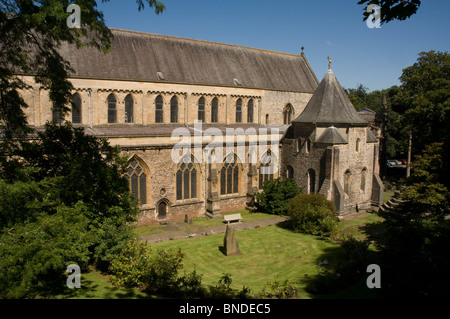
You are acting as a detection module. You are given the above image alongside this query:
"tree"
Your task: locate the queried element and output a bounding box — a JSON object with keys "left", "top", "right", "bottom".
{"left": 285, "top": 193, "right": 338, "bottom": 237}
{"left": 0, "top": 123, "right": 140, "bottom": 296}
{"left": 397, "top": 51, "right": 450, "bottom": 157}
{"left": 0, "top": 0, "right": 165, "bottom": 142}
{"left": 376, "top": 142, "right": 450, "bottom": 298}
{"left": 255, "top": 178, "right": 301, "bottom": 215}
{"left": 358, "top": 0, "right": 421, "bottom": 25}
{"left": 1, "top": 122, "right": 139, "bottom": 228}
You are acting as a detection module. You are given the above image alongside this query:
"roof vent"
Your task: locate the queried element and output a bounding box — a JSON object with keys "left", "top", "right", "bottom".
{"left": 157, "top": 72, "right": 165, "bottom": 80}
{"left": 234, "top": 78, "right": 242, "bottom": 86}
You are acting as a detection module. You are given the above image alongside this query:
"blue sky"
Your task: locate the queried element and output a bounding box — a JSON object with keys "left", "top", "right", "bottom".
{"left": 96, "top": 0, "right": 450, "bottom": 92}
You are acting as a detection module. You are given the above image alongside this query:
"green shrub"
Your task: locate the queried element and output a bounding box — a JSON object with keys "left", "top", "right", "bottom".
{"left": 109, "top": 239, "right": 152, "bottom": 288}
{"left": 208, "top": 273, "right": 252, "bottom": 299}
{"left": 0, "top": 203, "right": 92, "bottom": 298}
{"left": 285, "top": 193, "right": 338, "bottom": 236}
{"left": 109, "top": 239, "right": 203, "bottom": 297}
{"left": 144, "top": 248, "right": 185, "bottom": 294}
{"left": 255, "top": 178, "right": 301, "bottom": 215}
{"left": 258, "top": 279, "right": 299, "bottom": 299}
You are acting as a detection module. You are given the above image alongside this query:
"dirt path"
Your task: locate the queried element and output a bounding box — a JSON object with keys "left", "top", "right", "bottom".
{"left": 140, "top": 216, "right": 289, "bottom": 243}
{"left": 140, "top": 211, "right": 371, "bottom": 243}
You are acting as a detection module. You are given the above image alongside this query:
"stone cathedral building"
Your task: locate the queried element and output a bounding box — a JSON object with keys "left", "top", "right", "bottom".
{"left": 17, "top": 28, "right": 383, "bottom": 225}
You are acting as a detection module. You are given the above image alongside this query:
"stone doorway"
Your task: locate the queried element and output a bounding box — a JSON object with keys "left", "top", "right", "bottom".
{"left": 158, "top": 200, "right": 168, "bottom": 220}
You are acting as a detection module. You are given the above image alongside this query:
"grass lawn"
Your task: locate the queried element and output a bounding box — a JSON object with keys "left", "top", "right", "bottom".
{"left": 63, "top": 211, "right": 384, "bottom": 299}
{"left": 56, "top": 267, "right": 149, "bottom": 299}
{"left": 152, "top": 224, "right": 340, "bottom": 298}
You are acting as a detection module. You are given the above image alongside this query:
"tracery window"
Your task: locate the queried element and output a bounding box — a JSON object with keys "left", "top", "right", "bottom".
{"left": 283, "top": 104, "right": 293, "bottom": 124}
{"left": 125, "top": 159, "right": 147, "bottom": 204}
{"left": 176, "top": 155, "right": 198, "bottom": 200}
{"left": 259, "top": 151, "right": 276, "bottom": 189}
{"left": 220, "top": 154, "right": 240, "bottom": 195}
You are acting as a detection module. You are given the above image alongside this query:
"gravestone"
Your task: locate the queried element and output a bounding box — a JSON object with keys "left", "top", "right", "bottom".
{"left": 223, "top": 225, "right": 240, "bottom": 256}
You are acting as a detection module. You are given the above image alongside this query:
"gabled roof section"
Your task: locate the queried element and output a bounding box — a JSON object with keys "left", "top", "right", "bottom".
{"left": 316, "top": 126, "right": 348, "bottom": 145}
{"left": 57, "top": 28, "right": 319, "bottom": 93}
{"left": 292, "top": 69, "right": 368, "bottom": 126}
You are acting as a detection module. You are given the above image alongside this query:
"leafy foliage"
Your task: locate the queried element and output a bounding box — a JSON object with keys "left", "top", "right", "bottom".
{"left": 0, "top": 123, "right": 139, "bottom": 297}
{"left": 109, "top": 239, "right": 205, "bottom": 297}
{"left": 0, "top": 1, "right": 165, "bottom": 139}
{"left": 0, "top": 203, "right": 92, "bottom": 298}
{"left": 375, "top": 142, "right": 450, "bottom": 298}
{"left": 358, "top": 0, "right": 421, "bottom": 25}
{"left": 257, "top": 279, "right": 299, "bottom": 299}
{"left": 208, "top": 273, "right": 252, "bottom": 299}
{"left": 285, "top": 193, "right": 339, "bottom": 237}
{"left": 255, "top": 178, "right": 301, "bottom": 215}
{"left": 1, "top": 122, "right": 140, "bottom": 228}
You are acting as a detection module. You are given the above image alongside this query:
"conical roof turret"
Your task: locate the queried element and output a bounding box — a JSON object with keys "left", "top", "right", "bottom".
{"left": 292, "top": 69, "right": 368, "bottom": 126}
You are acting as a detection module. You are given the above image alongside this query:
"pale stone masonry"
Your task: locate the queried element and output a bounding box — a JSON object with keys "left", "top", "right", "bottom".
{"left": 15, "top": 28, "right": 382, "bottom": 224}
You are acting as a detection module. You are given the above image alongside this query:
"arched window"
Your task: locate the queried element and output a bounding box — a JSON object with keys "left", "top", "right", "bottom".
{"left": 306, "top": 169, "right": 316, "bottom": 194}
{"left": 247, "top": 99, "right": 254, "bottom": 123}
{"left": 356, "top": 138, "right": 361, "bottom": 152}
{"left": 176, "top": 154, "right": 198, "bottom": 200}
{"left": 361, "top": 168, "right": 367, "bottom": 192}
{"left": 125, "top": 94, "right": 134, "bottom": 123}
{"left": 344, "top": 170, "right": 351, "bottom": 195}
{"left": 259, "top": 151, "right": 276, "bottom": 189}
{"left": 220, "top": 154, "right": 240, "bottom": 195}
{"left": 265, "top": 114, "right": 269, "bottom": 125}
{"left": 71, "top": 93, "right": 82, "bottom": 124}
{"left": 170, "top": 96, "right": 178, "bottom": 123}
{"left": 125, "top": 159, "right": 147, "bottom": 204}
{"left": 198, "top": 97, "right": 205, "bottom": 123}
{"left": 283, "top": 104, "right": 293, "bottom": 124}
{"left": 52, "top": 101, "right": 63, "bottom": 124}
{"left": 211, "top": 97, "right": 218, "bottom": 123}
{"left": 107, "top": 94, "right": 117, "bottom": 123}
{"left": 155, "top": 95, "right": 163, "bottom": 123}
{"left": 235, "top": 98, "right": 242, "bottom": 123}
{"left": 305, "top": 139, "right": 311, "bottom": 153}
{"left": 286, "top": 165, "right": 294, "bottom": 179}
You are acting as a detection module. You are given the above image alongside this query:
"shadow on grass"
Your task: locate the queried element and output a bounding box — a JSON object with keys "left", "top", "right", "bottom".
{"left": 300, "top": 246, "right": 381, "bottom": 299}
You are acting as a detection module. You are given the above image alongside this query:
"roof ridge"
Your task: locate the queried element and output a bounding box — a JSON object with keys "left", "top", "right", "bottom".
{"left": 109, "top": 27, "right": 303, "bottom": 58}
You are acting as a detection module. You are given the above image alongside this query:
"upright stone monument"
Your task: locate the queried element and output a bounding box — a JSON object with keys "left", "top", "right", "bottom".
{"left": 223, "top": 225, "right": 241, "bottom": 256}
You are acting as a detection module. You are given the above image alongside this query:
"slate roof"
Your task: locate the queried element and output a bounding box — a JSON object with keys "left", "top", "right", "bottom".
{"left": 315, "top": 126, "right": 348, "bottom": 145}
{"left": 292, "top": 69, "right": 368, "bottom": 126}
{"left": 80, "top": 123, "right": 288, "bottom": 138}
{"left": 57, "top": 28, "right": 319, "bottom": 93}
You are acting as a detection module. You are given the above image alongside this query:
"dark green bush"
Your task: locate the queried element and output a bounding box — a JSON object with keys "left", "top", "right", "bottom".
{"left": 285, "top": 193, "right": 338, "bottom": 236}
{"left": 208, "top": 273, "right": 252, "bottom": 299}
{"left": 255, "top": 178, "right": 301, "bottom": 215}
{"left": 258, "top": 279, "right": 299, "bottom": 299}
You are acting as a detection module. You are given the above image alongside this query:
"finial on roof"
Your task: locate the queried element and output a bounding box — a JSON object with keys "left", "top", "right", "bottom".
{"left": 301, "top": 46, "right": 304, "bottom": 55}
{"left": 327, "top": 56, "right": 332, "bottom": 70}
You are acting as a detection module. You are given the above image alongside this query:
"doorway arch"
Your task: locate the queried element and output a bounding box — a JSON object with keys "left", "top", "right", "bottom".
{"left": 157, "top": 199, "right": 169, "bottom": 220}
